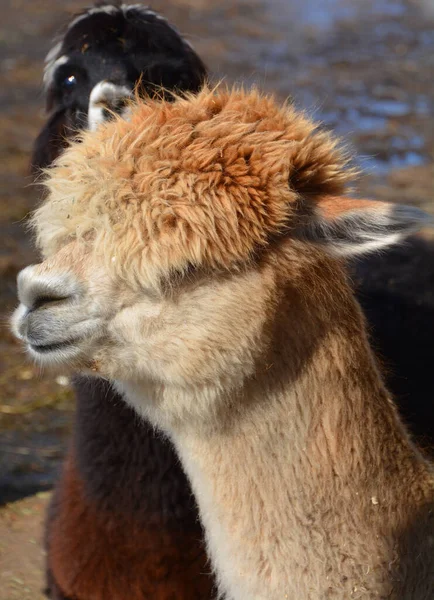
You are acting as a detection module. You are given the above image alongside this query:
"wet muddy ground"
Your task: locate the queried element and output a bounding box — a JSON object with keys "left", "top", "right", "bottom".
{"left": 1, "top": 0, "right": 433, "bottom": 504}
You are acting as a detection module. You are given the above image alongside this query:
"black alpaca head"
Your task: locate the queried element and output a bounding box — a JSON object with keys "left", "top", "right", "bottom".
{"left": 31, "top": 2, "right": 207, "bottom": 173}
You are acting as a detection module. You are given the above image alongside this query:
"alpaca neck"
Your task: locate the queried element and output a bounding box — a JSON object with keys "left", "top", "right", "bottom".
{"left": 169, "top": 306, "right": 433, "bottom": 600}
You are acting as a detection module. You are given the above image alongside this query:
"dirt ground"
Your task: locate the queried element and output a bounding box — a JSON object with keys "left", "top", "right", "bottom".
{"left": 0, "top": 0, "right": 433, "bottom": 597}
{"left": 0, "top": 493, "right": 50, "bottom": 600}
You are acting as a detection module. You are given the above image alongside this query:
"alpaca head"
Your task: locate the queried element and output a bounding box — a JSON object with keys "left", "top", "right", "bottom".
{"left": 44, "top": 2, "right": 206, "bottom": 120}
{"left": 32, "top": 2, "right": 207, "bottom": 171}
{"left": 14, "top": 88, "right": 429, "bottom": 427}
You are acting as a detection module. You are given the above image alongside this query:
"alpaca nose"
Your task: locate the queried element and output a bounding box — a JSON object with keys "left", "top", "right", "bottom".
{"left": 88, "top": 81, "right": 132, "bottom": 130}
{"left": 17, "top": 265, "right": 79, "bottom": 312}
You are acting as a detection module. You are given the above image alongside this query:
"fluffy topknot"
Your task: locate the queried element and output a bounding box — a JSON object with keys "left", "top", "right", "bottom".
{"left": 33, "top": 86, "right": 353, "bottom": 285}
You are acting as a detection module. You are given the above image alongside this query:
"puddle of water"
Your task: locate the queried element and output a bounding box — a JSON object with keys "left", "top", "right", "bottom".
{"left": 361, "top": 99, "right": 411, "bottom": 118}
{"left": 363, "top": 150, "right": 426, "bottom": 175}
{"left": 265, "top": 0, "right": 407, "bottom": 34}
{"left": 349, "top": 114, "right": 388, "bottom": 132}
{"left": 415, "top": 96, "right": 431, "bottom": 115}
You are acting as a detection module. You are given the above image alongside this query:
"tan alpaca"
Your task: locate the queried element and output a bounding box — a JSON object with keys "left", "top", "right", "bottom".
{"left": 12, "top": 88, "right": 434, "bottom": 599}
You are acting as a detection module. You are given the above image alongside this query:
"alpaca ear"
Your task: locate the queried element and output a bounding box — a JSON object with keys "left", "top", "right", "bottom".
{"left": 302, "top": 196, "right": 431, "bottom": 257}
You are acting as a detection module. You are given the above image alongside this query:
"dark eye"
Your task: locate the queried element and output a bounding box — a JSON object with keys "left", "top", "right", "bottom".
{"left": 63, "top": 74, "right": 77, "bottom": 88}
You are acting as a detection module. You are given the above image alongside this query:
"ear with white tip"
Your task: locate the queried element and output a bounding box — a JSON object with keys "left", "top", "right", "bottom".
{"left": 303, "top": 196, "right": 432, "bottom": 257}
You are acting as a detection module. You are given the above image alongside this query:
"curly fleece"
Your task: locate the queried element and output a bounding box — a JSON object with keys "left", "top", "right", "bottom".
{"left": 34, "top": 86, "right": 352, "bottom": 285}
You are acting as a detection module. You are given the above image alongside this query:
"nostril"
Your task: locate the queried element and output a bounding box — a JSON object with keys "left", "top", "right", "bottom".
{"left": 17, "top": 266, "right": 81, "bottom": 312}
{"left": 31, "top": 294, "right": 72, "bottom": 312}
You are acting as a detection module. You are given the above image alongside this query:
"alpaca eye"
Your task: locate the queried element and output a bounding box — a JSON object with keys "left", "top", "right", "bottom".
{"left": 63, "top": 74, "right": 77, "bottom": 87}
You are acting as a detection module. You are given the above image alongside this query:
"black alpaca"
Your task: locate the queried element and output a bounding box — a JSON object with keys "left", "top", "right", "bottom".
{"left": 32, "top": 4, "right": 213, "bottom": 599}
{"left": 32, "top": 2, "right": 206, "bottom": 171}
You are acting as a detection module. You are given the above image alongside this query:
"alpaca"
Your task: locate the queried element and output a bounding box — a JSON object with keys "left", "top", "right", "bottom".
{"left": 34, "top": 2, "right": 434, "bottom": 459}
{"left": 32, "top": 1, "right": 206, "bottom": 172}
{"left": 31, "top": 4, "right": 212, "bottom": 600}
{"left": 15, "top": 87, "right": 434, "bottom": 599}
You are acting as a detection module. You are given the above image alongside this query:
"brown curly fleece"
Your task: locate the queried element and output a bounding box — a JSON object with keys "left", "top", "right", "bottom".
{"left": 34, "top": 86, "right": 352, "bottom": 286}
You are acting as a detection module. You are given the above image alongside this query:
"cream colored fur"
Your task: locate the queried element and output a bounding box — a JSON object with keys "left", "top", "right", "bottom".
{"left": 12, "top": 88, "right": 434, "bottom": 599}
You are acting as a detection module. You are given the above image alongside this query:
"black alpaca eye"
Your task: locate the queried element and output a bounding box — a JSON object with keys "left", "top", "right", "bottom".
{"left": 63, "top": 74, "right": 77, "bottom": 87}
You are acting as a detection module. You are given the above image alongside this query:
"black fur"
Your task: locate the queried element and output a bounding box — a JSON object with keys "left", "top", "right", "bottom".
{"left": 73, "top": 376, "right": 197, "bottom": 524}
{"left": 31, "top": 2, "right": 206, "bottom": 172}
{"left": 353, "top": 237, "right": 434, "bottom": 453}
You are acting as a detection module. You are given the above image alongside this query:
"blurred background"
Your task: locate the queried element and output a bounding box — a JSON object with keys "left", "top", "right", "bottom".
{"left": 0, "top": 0, "right": 433, "bottom": 595}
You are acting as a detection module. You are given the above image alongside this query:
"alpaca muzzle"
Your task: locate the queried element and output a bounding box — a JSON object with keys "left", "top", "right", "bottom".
{"left": 11, "top": 265, "right": 100, "bottom": 366}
